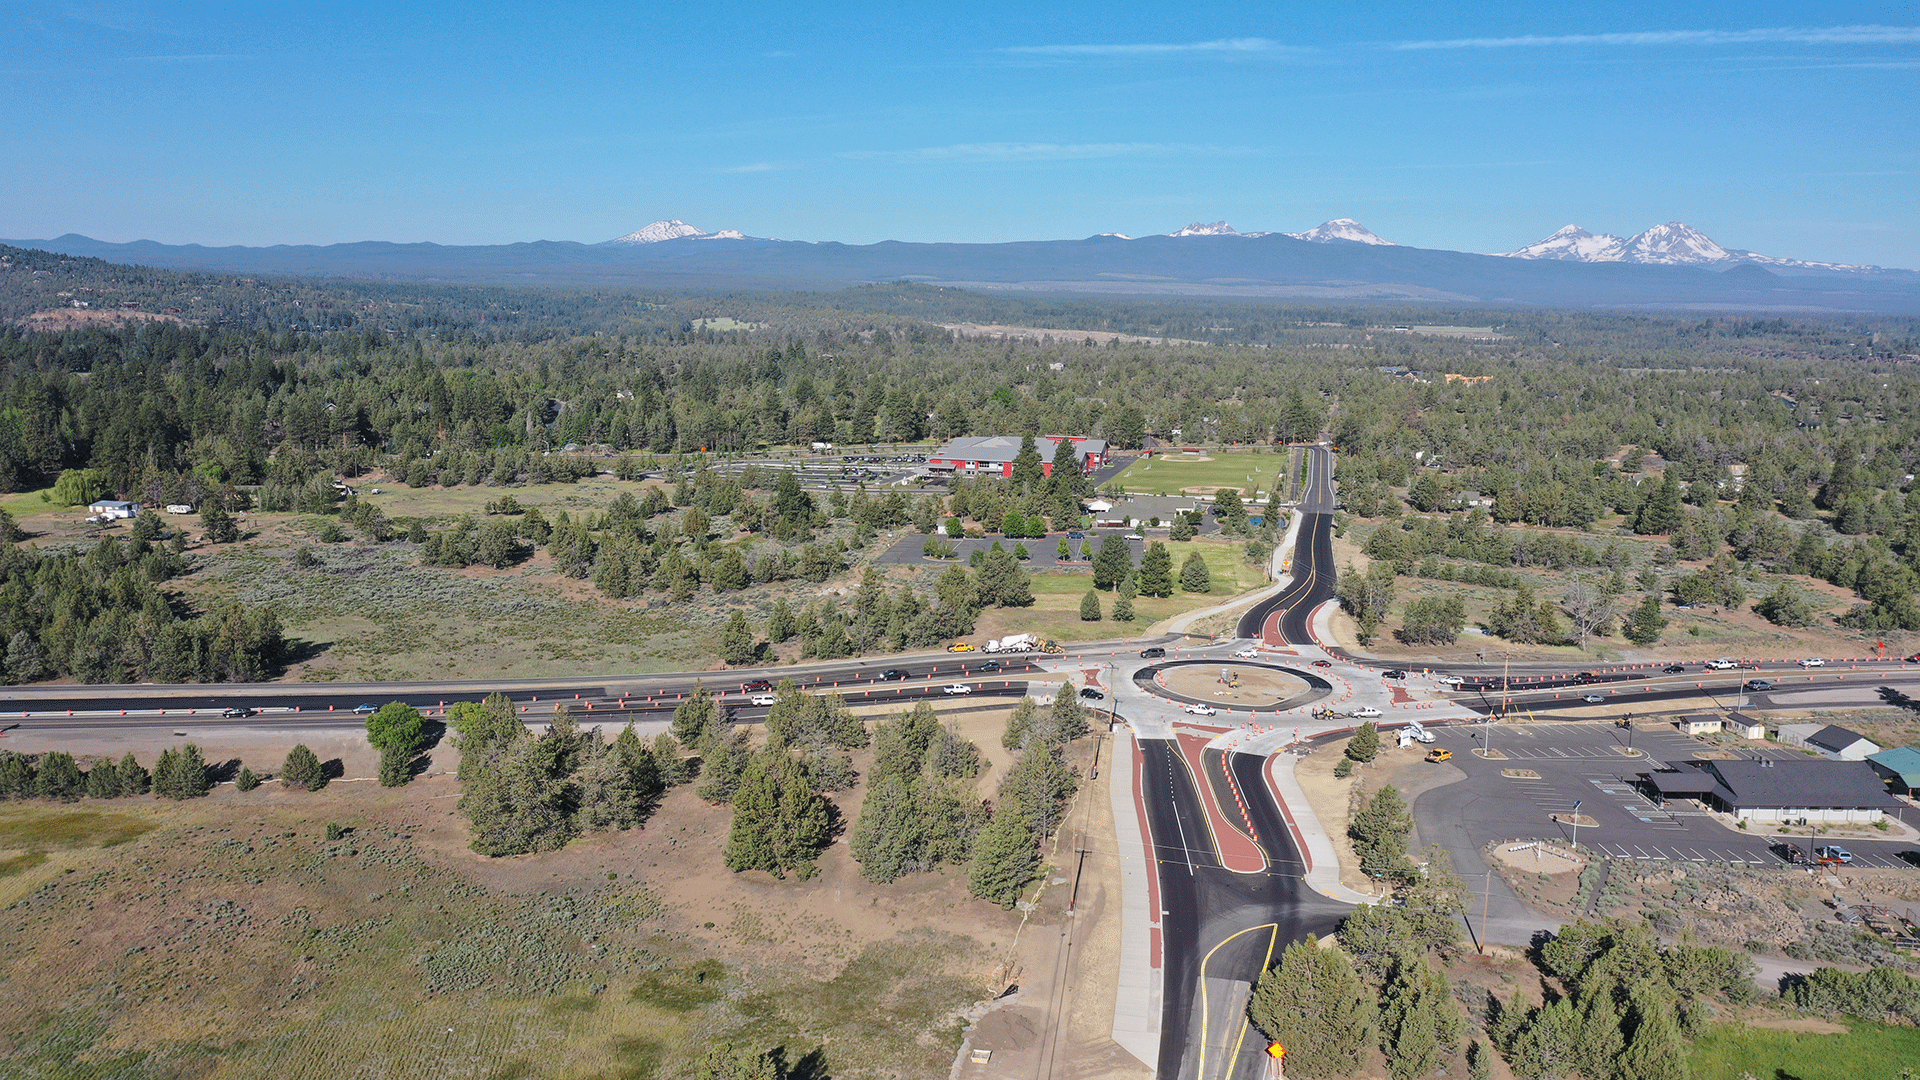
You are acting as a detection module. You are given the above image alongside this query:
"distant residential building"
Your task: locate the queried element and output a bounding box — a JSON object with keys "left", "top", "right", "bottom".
{"left": 164, "top": 503, "right": 195, "bottom": 515}
{"left": 927, "top": 436, "right": 1108, "bottom": 478}
{"left": 1641, "top": 758, "right": 1897, "bottom": 825}
{"left": 87, "top": 499, "right": 139, "bottom": 520}
{"left": 1677, "top": 715, "right": 1723, "bottom": 736}
{"left": 1726, "top": 712, "right": 1767, "bottom": 740}
{"left": 1867, "top": 747, "right": 1920, "bottom": 796}
{"left": 1773, "top": 723, "right": 1825, "bottom": 751}
{"left": 1804, "top": 725, "right": 1881, "bottom": 762}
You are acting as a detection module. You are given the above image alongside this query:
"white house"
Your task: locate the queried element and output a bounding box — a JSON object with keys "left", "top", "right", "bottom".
{"left": 1804, "top": 725, "right": 1881, "bottom": 762}
{"left": 87, "top": 499, "right": 139, "bottom": 520}
{"left": 1726, "top": 712, "right": 1767, "bottom": 740}
{"left": 1677, "top": 715, "right": 1723, "bottom": 736}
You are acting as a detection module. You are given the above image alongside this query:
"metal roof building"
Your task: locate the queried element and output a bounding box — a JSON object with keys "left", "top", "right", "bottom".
{"left": 1641, "top": 757, "right": 1899, "bottom": 825}
{"left": 926, "top": 436, "right": 1108, "bottom": 479}
{"left": 1868, "top": 746, "right": 1920, "bottom": 796}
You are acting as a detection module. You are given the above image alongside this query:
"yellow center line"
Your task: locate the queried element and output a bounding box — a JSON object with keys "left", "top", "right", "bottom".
{"left": 1197, "top": 921, "right": 1282, "bottom": 1080}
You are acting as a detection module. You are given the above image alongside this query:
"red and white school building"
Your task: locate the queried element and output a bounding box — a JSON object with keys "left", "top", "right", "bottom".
{"left": 926, "top": 436, "right": 1109, "bottom": 479}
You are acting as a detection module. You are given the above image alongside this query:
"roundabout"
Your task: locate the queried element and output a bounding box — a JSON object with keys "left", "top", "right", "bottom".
{"left": 1134, "top": 659, "right": 1333, "bottom": 714}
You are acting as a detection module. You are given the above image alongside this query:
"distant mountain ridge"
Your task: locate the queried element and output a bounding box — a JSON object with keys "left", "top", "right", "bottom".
{"left": 1502, "top": 221, "right": 1879, "bottom": 273}
{"left": 9, "top": 217, "right": 1917, "bottom": 313}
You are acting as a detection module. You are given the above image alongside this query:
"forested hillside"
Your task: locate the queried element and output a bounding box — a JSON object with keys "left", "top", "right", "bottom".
{"left": 5, "top": 250, "right": 1920, "bottom": 684}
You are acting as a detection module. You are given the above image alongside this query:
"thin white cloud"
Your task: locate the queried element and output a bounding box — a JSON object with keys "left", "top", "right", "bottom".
{"left": 1388, "top": 24, "right": 1920, "bottom": 50}
{"left": 1006, "top": 37, "right": 1281, "bottom": 56}
{"left": 839, "top": 142, "right": 1230, "bottom": 164}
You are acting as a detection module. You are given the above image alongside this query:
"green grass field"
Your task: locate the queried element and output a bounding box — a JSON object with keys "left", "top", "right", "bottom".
{"left": 1689, "top": 1017, "right": 1920, "bottom": 1080}
{"left": 992, "top": 538, "right": 1268, "bottom": 643}
{"left": 1110, "top": 451, "right": 1287, "bottom": 498}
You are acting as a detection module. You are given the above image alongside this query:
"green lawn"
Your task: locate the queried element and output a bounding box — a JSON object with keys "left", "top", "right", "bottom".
{"left": 1689, "top": 1017, "right": 1920, "bottom": 1080}
{"left": 987, "top": 538, "right": 1268, "bottom": 643}
{"left": 1110, "top": 451, "right": 1287, "bottom": 498}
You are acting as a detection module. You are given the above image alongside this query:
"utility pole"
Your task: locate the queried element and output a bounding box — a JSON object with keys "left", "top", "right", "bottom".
{"left": 1479, "top": 869, "right": 1494, "bottom": 954}
{"left": 1570, "top": 799, "right": 1583, "bottom": 851}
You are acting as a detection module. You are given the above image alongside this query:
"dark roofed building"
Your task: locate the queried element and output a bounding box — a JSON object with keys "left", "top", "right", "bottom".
{"left": 927, "top": 436, "right": 1108, "bottom": 478}
{"left": 1640, "top": 757, "right": 1898, "bottom": 825}
{"left": 1804, "top": 725, "right": 1880, "bottom": 761}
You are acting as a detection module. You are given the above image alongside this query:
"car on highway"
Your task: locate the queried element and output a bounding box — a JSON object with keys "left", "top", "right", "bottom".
{"left": 748, "top": 694, "right": 778, "bottom": 707}
{"left": 1705, "top": 659, "right": 1739, "bottom": 670}
{"left": 947, "top": 642, "right": 976, "bottom": 652}
{"left": 1233, "top": 646, "right": 1259, "bottom": 659}
{"left": 1437, "top": 674, "right": 1465, "bottom": 686}
{"left": 1814, "top": 845, "right": 1854, "bottom": 864}
{"left": 977, "top": 659, "right": 1002, "bottom": 672}
{"left": 1582, "top": 694, "right": 1606, "bottom": 703}
{"left": 353, "top": 703, "right": 378, "bottom": 714}
{"left": 1139, "top": 647, "right": 1166, "bottom": 659}
{"left": 1183, "top": 703, "right": 1217, "bottom": 716}
{"left": 1799, "top": 657, "right": 1826, "bottom": 668}
{"left": 1572, "top": 671, "right": 1600, "bottom": 684}
{"left": 1311, "top": 660, "right": 1334, "bottom": 668}
{"left": 1907, "top": 653, "right": 1920, "bottom": 664}
{"left": 1078, "top": 687, "right": 1105, "bottom": 701}
{"left": 942, "top": 684, "right": 972, "bottom": 695}
{"left": 879, "top": 669, "right": 908, "bottom": 681}
{"left": 1382, "top": 669, "right": 1407, "bottom": 680}
{"left": 221, "top": 706, "right": 256, "bottom": 718}
{"left": 1744, "top": 679, "right": 1775, "bottom": 691}
{"left": 1350, "top": 706, "right": 1383, "bottom": 718}
{"left": 1663, "top": 664, "right": 1688, "bottom": 674}
{"left": 741, "top": 680, "right": 774, "bottom": 693}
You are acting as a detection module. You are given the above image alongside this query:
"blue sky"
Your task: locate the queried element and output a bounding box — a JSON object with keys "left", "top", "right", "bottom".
{"left": 3, "top": 1, "right": 1916, "bottom": 266}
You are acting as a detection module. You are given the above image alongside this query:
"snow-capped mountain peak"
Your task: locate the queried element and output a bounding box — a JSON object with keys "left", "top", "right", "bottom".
{"left": 1619, "top": 221, "right": 1731, "bottom": 265}
{"left": 1501, "top": 225, "right": 1627, "bottom": 261}
{"left": 604, "top": 220, "right": 747, "bottom": 245}
{"left": 1285, "top": 218, "right": 1396, "bottom": 246}
{"left": 1169, "top": 221, "right": 1244, "bottom": 237}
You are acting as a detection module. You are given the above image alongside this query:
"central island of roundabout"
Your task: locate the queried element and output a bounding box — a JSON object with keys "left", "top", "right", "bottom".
{"left": 1133, "top": 658, "right": 1334, "bottom": 716}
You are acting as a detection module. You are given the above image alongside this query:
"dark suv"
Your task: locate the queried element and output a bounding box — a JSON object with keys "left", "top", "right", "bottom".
{"left": 741, "top": 680, "right": 773, "bottom": 693}
{"left": 1382, "top": 669, "right": 1407, "bottom": 680}
{"left": 1139, "top": 647, "right": 1166, "bottom": 659}
{"left": 880, "top": 669, "right": 908, "bottom": 681}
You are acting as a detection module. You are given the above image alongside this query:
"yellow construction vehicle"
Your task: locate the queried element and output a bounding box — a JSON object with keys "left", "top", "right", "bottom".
{"left": 1038, "top": 639, "right": 1065, "bottom": 655}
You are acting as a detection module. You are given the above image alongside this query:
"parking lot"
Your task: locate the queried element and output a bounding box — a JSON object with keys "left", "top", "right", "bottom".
{"left": 1417, "top": 719, "right": 1920, "bottom": 870}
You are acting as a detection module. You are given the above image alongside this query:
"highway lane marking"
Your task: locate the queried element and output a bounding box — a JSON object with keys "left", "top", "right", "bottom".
{"left": 1196, "top": 922, "right": 1280, "bottom": 1080}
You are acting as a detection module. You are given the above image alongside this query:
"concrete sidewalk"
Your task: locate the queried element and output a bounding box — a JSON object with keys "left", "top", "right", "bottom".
{"left": 1107, "top": 728, "right": 1161, "bottom": 1070}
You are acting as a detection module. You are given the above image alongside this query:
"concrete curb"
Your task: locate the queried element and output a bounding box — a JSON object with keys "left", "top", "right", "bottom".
{"left": 1217, "top": 728, "right": 1379, "bottom": 906}
{"left": 1108, "top": 728, "right": 1161, "bottom": 1069}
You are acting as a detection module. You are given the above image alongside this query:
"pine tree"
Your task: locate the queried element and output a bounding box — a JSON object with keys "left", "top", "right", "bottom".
{"left": 282, "top": 743, "right": 325, "bottom": 790}
{"left": 1619, "top": 983, "right": 1691, "bottom": 1080}
{"left": 34, "top": 751, "right": 84, "bottom": 801}
{"left": 671, "top": 682, "right": 724, "bottom": 750}
{"left": 1179, "top": 551, "right": 1211, "bottom": 592}
{"left": 0, "top": 750, "right": 35, "bottom": 797}
{"left": 116, "top": 752, "right": 149, "bottom": 795}
{"left": 1623, "top": 594, "right": 1668, "bottom": 645}
{"left": 1381, "top": 952, "right": 1464, "bottom": 1080}
{"left": 1079, "top": 589, "right": 1102, "bottom": 621}
{"left": 235, "top": 766, "right": 260, "bottom": 792}
{"left": 1350, "top": 784, "right": 1413, "bottom": 880}
{"left": 1634, "top": 473, "right": 1684, "bottom": 535}
{"left": 697, "top": 729, "right": 753, "bottom": 804}
{"left": 1112, "top": 593, "right": 1135, "bottom": 622}
{"left": 1049, "top": 683, "right": 1089, "bottom": 743}
{"left": 1093, "top": 535, "right": 1131, "bottom": 590}
{"left": 448, "top": 693, "right": 527, "bottom": 779}
{"left": 850, "top": 773, "right": 926, "bottom": 883}
{"left": 1001, "top": 696, "right": 1038, "bottom": 752}
{"left": 85, "top": 758, "right": 121, "bottom": 798}
{"left": 718, "top": 610, "right": 758, "bottom": 664}
{"left": 1346, "top": 721, "right": 1380, "bottom": 763}
{"left": 1138, "top": 541, "right": 1174, "bottom": 597}
{"left": 460, "top": 734, "right": 580, "bottom": 856}
{"left": 378, "top": 744, "right": 413, "bottom": 787}
{"left": 155, "top": 743, "right": 211, "bottom": 799}
{"left": 967, "top": 809, "right": 1038, "bottom": 908}
{"left": 1246, "top": 935, "right": 1377, "bottom": 1079}
{"left": 1403, "top": 844, "right": 1468, "bottom": 953}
